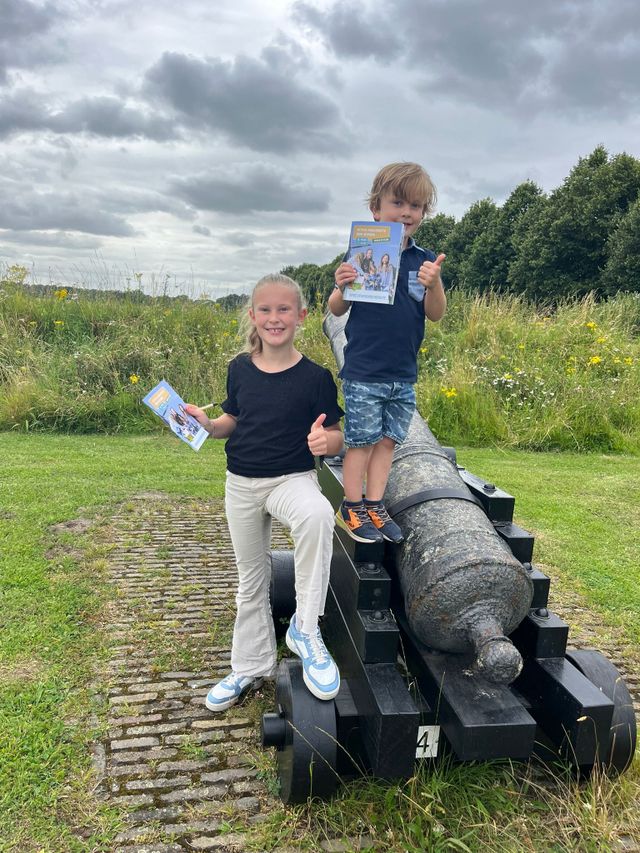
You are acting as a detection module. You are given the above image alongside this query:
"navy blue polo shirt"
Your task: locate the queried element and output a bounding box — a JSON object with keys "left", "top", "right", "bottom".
{"left": 340, "top": 239, "right": 435, "bottom": 383}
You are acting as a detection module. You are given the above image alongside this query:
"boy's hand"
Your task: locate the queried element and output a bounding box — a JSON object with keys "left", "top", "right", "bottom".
{"left": 307, "top": 413, "right": 328, "bottom": 456}
{"left": 334, "top": 262, "right": 358, "bottom": 290}
{"left": 418, "top": 253, "right": 446, "bottom": 290}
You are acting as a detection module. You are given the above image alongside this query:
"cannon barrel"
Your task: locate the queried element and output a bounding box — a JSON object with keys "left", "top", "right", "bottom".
{"left": 323, "top": 312, "right": 533, "bottom": 684}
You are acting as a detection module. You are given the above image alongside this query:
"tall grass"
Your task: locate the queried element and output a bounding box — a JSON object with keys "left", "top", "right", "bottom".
{"left": 1, "top": 270, "right": 639, "bottom": 452}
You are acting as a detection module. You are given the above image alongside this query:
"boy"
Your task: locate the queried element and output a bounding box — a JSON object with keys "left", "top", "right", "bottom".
{"left": 327, "top": 162, "right": 447, "bottom": 544}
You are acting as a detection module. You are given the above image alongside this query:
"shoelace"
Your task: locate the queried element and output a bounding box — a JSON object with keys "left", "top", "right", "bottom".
{"left": 368, "top": 503, "right": 391, "bottom": 523}
{"left": 307, "top": 629, "right": 329, "bottom": 666}
{"left": 350, "top": 504, "right": 372, "bottom": 527}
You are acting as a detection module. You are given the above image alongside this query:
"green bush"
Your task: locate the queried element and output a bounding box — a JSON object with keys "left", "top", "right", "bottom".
{"left": 1, "top": 276, "right": 638, "bottom": 452}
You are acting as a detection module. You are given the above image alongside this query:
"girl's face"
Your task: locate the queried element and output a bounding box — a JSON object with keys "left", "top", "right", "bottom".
{"left": 249, "top": 284, "right": 307, "bottom": 350}
{"left": 381, "top": 254, "right": 389, "bottom": 265}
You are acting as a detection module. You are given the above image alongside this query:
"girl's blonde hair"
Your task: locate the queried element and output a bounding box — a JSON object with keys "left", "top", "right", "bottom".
{"left": 239, "top": 273, "right": 307, "bottom": 356}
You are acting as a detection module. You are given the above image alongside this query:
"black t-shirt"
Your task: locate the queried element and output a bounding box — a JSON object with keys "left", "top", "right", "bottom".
{"left": 221, "top": 354, "right": 344, "bottom": 477}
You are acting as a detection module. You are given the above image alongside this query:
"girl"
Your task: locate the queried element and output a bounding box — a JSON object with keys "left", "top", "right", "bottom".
{"left": 185, "top": 274, "right": 344, "bottom": 711}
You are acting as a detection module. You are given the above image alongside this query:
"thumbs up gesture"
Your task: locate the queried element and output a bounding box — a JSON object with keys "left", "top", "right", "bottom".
{"left": 307, "top": 413, "right": 328, "bottom": 456}
{"left": 418, "top": 253, "right": 446, "bottom": 291}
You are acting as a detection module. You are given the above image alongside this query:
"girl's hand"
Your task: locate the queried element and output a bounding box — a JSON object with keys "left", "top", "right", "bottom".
{"left": 307, "top": 413, "right": 328, "bottom": 456}
{"left": 183, "top": 403, "right": 210, "bottom": 428}
{"left": 418, "top": 253, "right": 446, "bottom": 290}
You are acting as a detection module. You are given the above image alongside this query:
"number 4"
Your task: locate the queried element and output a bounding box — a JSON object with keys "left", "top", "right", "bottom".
{"left": 415, "top": 724, "right": 440, "bottom": 758}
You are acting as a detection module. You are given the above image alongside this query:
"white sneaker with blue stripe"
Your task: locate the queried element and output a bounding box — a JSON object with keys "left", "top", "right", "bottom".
{"left": 286, "top": 615, "right": 340, "bottom": 701}
{"left": 205, "top": 672, "right": 264, "bottom": 712}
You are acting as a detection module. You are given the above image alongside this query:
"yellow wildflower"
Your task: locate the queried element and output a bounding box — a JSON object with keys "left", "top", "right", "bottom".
{"left": 588, "top": 356, "right": 601, "bottom": 365}
{"left": 54, "top": 288, "right": 68, "bottom": 300}
{"left": 596, "top": 336, "right": 607, "bottom": 344}
{"left": 440, "top": 386, "right": 457, "bottom": 398}
{"left": 420, "top": 347, "right": 428, "bottom": 354}
{"left": 585, "top": 321, "right": 597, "bottom": 330}
{"left": 517, "top": 344, "right": 525, "bottom": 350}
{"left": 53, "top": 320, "right": 64, "bottom": 326}
{"left": 624, "top": 357, "right": 633, "bottom": 365}
{"left": 566, "top": 366, "right": 576, "bottom": 375}
{"left": 129, "top": 374, "right": 140, "bottom": 384}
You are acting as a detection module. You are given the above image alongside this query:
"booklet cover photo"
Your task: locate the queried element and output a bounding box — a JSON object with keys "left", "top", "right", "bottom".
{"left": 343, "top": 221, "right": 405, "bottom": 305}
{"left": 143, "top": 380, "right": 209, "bottom": 451}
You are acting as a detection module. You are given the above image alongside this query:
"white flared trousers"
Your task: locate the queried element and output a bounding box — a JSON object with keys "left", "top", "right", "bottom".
{"left": 224, "top": 469, "right": 335, "bottom": 678}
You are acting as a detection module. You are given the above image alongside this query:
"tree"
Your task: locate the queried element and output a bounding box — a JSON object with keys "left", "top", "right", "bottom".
{"left": 603, "top": 198, "right": 640, "bottom": 295}
{"left": 413, "top": 213, "right": 456, "bottom": 254}
{"left": 440, "top": 199, "right": 498, "bottom": 289}
{"left": 509, "top": 147, "right": 640, "bottom": 299}
{"left": 281, "top": 254, "right": 343, "bottom": 307}
{"left": 216, "top": 293, "right": 249, "bottom": 311}
{"left": 461, "top": 181, "right": 544, "bottom": 293}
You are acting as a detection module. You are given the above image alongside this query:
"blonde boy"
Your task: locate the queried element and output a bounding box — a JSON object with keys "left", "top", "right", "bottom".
{"left": 328, "top": 162, "right": 447, "bottom": 543}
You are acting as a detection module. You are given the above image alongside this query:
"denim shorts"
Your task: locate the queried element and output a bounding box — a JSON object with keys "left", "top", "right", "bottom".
{"left": 342, "top": 379, "right": 416, "bottom": 447}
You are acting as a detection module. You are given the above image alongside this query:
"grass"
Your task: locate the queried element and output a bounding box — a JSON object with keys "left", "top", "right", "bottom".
{"left": 0, "top": 434, "right": 638, "bottom": 850}
{"left": 458, "top": 448, "right": 640, "bottom": 646}
{"left": 0, "top": 434, "right": 225, "bottom": 850}
{"left": 1, "top": 270, "right": 639, "bottom": 452}
{"left": 252, "top": 759, "right": 640, "bottom": 852}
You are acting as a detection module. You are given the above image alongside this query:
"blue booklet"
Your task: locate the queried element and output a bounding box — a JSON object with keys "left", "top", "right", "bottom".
{"left": 343, "top": 221, "right": 405, "bottom": 305}
{"left": 142, "top": 380, "right": 209, "bottom": 451}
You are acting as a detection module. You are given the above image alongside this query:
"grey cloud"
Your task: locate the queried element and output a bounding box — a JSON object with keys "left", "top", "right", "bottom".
{"left": 0, "top": 89, "right": 177, "bottom": 141}
{"left": 0, "top": 229, "right": 102, "bottom": 249}
{"left": 294, "top": 0, "right": 640, "bottom": 116}
{"left": 50, "top": 96, "right": 178, "bottom": 141}
{"left": 0, "top": 181, "right": 135, "bottom": 236}
{"left": 260, "top": 33, "right": 312, "bottom": 74}
{"left": 226, "top": 232, "right": 254, "bottom": 247}
{"left": 0, "top": 0, "right": 63, "bottom": 84}
{"left": 545, "top": 36, "right": 640, "bottom": 116}
{"left": 293, "top": 1, "right": 402, "bottom": 62}
{"left": 144, "top": 51, "right": 349, "bottom": 154}
{"left": 192, "top": 224, "right": 212, "bottom": 236}
{"left": 170, "top": 164, "right": 331, "bottom": 214}
{"left": 92, "top": 187, "right": 195, "bottom": 221}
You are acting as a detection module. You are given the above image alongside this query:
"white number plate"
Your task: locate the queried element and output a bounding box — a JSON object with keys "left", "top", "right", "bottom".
{"left": 415, "top": 724, "right": 440, "bottom": 758}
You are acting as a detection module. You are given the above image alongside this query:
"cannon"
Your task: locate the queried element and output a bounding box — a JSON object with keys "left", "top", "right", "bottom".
{"left": 261, "top": 313, "right": 636, "bottom": 802}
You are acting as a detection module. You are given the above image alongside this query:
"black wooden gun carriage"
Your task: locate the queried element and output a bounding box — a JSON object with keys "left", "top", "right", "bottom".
{"left": 260, "top": 316, "right": 637, "bottom": 803}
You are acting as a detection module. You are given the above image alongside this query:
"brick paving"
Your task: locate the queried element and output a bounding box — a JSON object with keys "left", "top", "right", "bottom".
{"left": 97, "top": 499, "right": 291, "bottom": 853}
{"left": 95, "top": 497, "right": 639, "bottom": 853}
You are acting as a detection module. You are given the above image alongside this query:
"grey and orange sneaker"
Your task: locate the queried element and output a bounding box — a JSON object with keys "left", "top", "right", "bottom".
{"left": 336, "top": 500, "right": 383, "bottom": 543}
{"left": 365, "top": 500, "right": 405, "bottom": 544}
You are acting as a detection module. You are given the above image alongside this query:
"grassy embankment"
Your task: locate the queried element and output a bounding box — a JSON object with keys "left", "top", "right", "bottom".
{"left": 1, "top": 272, "right": 639, "bottom": 452}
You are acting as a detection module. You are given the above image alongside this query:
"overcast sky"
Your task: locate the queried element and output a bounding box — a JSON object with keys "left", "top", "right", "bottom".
{"left": 1, "top": 0, "right": 639, "bottom": 297}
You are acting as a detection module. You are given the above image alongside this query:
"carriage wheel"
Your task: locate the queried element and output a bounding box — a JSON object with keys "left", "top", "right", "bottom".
{"left": 565, "top": 649, "right": 637, "bottom": 775}
{"left": 269, "top": 550, "right": 296, "bottom": 638}
{"left": 261, "top": 659, "right": 339, "bottom": 803}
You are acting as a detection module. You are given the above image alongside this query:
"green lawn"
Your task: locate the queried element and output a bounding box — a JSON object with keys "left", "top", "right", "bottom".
{"left": 459, "top": 448, "right": 640, "bottom": 645}
{"left": 0, "top": 434, "right": 638, "bottom": 851}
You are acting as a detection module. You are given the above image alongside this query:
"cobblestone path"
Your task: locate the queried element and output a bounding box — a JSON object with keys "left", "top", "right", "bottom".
{"left": 98, "top": 498, "right": 289, "bottom": 853}
{"left": 97, "top": 497, "right": 639, "bottom": 853}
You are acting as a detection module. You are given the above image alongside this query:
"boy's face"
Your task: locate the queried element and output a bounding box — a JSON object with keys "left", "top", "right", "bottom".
{"left": 372, "top": 191, "right": 424, "bottom": 243}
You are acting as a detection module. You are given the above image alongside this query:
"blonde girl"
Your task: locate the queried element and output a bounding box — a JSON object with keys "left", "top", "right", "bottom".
{"left": 186, "top": 274, "right": 344, "bottom": 710}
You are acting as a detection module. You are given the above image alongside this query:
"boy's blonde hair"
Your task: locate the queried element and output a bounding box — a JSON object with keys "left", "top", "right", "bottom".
{"left": 368, "top": 162, "right": 437, "bottom": 217}
{"left": 240, "top": 273, "right": 306, "bottom": 356}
